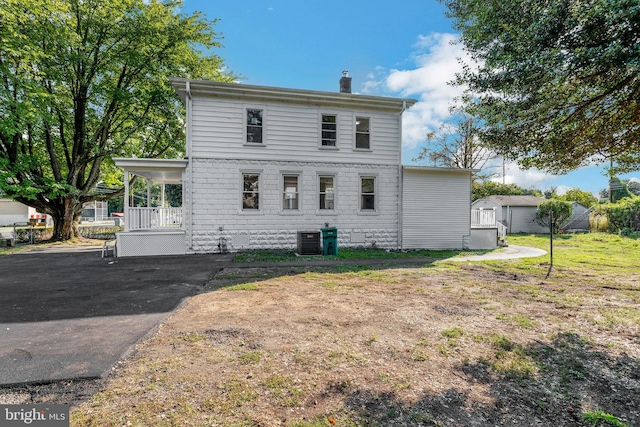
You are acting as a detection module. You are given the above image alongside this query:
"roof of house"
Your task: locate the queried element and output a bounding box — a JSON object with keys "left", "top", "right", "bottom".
{"left": 478, "top": 195, "right": 546, "bottom": 207}
{"left": 169, "top": 78, "right": 418, "bottom": 113}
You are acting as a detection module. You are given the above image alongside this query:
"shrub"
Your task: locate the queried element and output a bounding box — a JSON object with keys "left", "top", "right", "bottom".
{"left": 603, "top": 197, "right": 640, "bottom": 233}
{"left": 535, "top": 199, "right": 573, "bottom": 233}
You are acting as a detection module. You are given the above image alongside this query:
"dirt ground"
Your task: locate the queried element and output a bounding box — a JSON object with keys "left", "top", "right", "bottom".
{"left": 3, "top": 262, "right": 639, "bottom": 426}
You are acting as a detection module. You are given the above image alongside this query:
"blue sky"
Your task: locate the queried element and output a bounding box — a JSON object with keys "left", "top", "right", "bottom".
{"left": 183, "top": 0, "right": 639, "bottom": 196}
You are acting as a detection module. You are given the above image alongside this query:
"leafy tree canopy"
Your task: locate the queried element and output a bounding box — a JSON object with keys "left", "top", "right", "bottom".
{"left": 442, "top": 0, "right": 640, "bottom": 175}
{"left": 472, "top": 180, "right": 542, "bottom": 201}
{"left": 599, "top": 177, "right": 636, "bottom": 202}
{"left": 559, "top": 188, "right": 598, "bottom": 207}
{"left": 0, "top": 0, "right": 235, "bottom": 240}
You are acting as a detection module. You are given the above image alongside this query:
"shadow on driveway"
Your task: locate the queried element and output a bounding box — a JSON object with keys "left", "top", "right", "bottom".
{"left": 0, "top": 249, "right": 233, "bottom": 386}
{"left": 0, "top": 249, "right": 232, "bottom": 323}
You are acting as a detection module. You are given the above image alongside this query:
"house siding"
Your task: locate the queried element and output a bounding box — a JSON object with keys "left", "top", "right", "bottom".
{"left": 186, "top": 159, "right": 400, "bottom": 252}
{"left": 401, "top": 168, "right": 471, "bottom": 250}
{"left": 0, "top": 199, "right": 34, "bottom": 226}
{"left": 190, "top": 97, "right": 401, "bottom": 165}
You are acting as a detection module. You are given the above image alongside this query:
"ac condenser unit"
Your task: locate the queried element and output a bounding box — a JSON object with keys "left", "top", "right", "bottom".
{"left": 297, "top": 231, "right": 321, "bottom": 255}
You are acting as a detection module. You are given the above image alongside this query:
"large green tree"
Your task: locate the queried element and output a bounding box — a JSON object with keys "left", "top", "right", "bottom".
{"left": 0, "top": 0, "right": 235, "bottom": 240}
{"left": 442, "top": 0, "right": 640, "bottom": 174}
{"left": 472, "top": 180, "right": 542, "bottom": 201}
{"left": 559, "top": 188, "right": 598, "bottom": 207}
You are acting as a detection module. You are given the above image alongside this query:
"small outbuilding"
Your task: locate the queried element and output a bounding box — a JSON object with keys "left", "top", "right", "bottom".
{"left": 472, "top": 195, "right": 547, "bottom": 234}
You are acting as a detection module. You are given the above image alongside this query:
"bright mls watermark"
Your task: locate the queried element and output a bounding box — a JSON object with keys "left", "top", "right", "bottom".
{"left": 0, "top": 405, "right": 68, "bottom": 427}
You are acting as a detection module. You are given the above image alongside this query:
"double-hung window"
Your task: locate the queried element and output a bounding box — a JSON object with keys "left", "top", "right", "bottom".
{"left": 242, "top": 173, "right": 260, "bottom": 210}
{"left": 321, "top": 114, "right": 337, "bottom": 147}
{"left": 360, "top": 176, "right": 376, "bottom": 211}
{"left": 282, "top": 175, "right": 299, "bottom": 210}
{"left": 355, "top": 117, "right": 370, "bottom": 149}
{"left": 319, "top": 176, "right": 335, "bottom": 210}
{"left": 246, "top": 109, "right": 263, "bottom": 143}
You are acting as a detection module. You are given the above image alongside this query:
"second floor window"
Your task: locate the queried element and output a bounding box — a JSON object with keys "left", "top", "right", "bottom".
{"left": 355, "top": 117, "right": 370, "bottom": 149}
{"left": 321, "top": 114, "right": 337, "bottom": 147}
{"left": 246, "top": 109, "right": 263, "bottom": 143}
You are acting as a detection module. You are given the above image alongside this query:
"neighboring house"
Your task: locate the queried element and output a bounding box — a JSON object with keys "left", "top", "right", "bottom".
{"left": 114, "top": 76, "right": 478, "bottom": 257}
{"left": 81, "top": 200, "right": 109, "bottom": 222}
{"left": 472, "top": 195, "right": 548, "bottom": 234}
{"left": 0, "top": 199, "right": 49, "bottom": 227}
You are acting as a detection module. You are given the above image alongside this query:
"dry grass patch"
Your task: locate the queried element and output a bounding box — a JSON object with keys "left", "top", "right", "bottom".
{"left": 70, "top": 234, "right": 639, "bottom": 426}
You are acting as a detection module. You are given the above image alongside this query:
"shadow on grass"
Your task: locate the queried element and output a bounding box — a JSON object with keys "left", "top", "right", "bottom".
{"left": 299, "top": 332, "right": 639, "bottom": 427}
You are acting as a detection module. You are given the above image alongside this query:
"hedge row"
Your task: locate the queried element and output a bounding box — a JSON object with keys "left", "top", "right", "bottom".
{"left": 11, "top": 225, "right": 123, "bottom": 243}
{"left": 601, "top": 197, "right": 640, "bottom": 234}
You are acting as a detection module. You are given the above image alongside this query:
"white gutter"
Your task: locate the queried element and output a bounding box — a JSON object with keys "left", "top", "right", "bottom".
{"left": 397, "top": 101, "right": 406, "bottom": 250}
{"left": 186, "top": 81, "right": 193, "bottom": 251}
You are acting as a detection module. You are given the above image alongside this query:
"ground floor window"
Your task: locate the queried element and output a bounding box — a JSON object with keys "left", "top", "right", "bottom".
{"left": 360, "top": 176, "right": 376, "bottom": 211}
{"left": 283, "top": 175, "right": 299, "bottom": 210}
{"left": 319, "top": 176, "right": 335, "bottom": 210}
{"left": 242, "top": 173, "right": 260, "bottom": 210}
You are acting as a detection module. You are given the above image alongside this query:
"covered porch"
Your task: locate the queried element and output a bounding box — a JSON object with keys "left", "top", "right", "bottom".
{"left": 469, "top": 207, "right": 507, "bottom": 249}
{"left": 114, "top": 158, "right": 188, "bottom": 257}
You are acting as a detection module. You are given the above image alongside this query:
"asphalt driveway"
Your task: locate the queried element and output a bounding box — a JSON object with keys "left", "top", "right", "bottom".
{"left": 0, "top": 247, "right": 233, "bottom": 386}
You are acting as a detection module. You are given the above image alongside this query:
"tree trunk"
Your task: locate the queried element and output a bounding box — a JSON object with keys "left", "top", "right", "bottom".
{"left": 51, "top": 198, "right": 83, "bottom": 241}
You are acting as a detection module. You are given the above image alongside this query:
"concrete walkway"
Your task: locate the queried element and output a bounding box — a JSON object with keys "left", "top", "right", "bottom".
{"left": 448, "top": 245, "right": 547, "bottom": 262}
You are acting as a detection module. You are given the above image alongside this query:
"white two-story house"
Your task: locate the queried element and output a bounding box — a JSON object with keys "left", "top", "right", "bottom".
{"left": 114, "top": 75, "right": 476, "bottom": 257}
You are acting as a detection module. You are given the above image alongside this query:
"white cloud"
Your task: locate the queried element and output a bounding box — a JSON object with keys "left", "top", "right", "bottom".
{"left": 367, "top": 32, "right": 473, "bottom": 149}
{"left": 491, "top": 160, "right": 557, "bottom": 190}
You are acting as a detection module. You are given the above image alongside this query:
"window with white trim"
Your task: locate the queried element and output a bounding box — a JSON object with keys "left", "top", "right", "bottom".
{"left": 242, "top": 173, "right": 260, "bottom": 210}
{"left": 246, "top": 109, "right": 263, "bottom": 143}
{"left": 321, "top": 114, "right": 337, "bottom": 147}
{"left": 319, "top": 176, "right": 335, "bottom": 210}
{"left": 355, "top": 117, "right": 370, "bottom": 149}
{"left": 360, "top": 176, "right": 376, "bottom": 211}
{"left": 282, "top": 175, "right": 299, "bottom": 210}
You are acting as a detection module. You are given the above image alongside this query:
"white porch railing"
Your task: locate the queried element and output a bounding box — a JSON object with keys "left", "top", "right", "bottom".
{"left": 471, "top": 208, "right": 497, "bottom": 228}
{"left": 497, "top": 222, "right": 507, "bottom": 244}
{"left": 126, "top": 207, "right": 183, "bottom": 231}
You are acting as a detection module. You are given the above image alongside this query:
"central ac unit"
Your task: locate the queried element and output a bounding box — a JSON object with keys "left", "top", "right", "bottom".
{"left": 297, "top": 231, "right": 321, "bottom": 255}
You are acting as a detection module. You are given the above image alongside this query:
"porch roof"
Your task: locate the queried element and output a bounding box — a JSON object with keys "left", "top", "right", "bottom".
{"left": 114, "top": 158, "right": 187, "bottom": 184}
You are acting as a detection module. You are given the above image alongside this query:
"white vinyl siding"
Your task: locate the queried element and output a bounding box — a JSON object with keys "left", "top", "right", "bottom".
{"left": 402, "top": 168, "right": 471, "bottom": 250}
{"left": 190, "top": 98, "right": 401, "bottom": 165}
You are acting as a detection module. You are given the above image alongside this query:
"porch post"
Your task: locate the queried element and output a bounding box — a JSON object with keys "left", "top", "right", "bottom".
{"left": 124, "top": 170, "right": 130, "bottom": 232}
{"left": 146, "top": 179, "right": 152, "bottom": 208}
{"left": 161, "top": 183, "right": 166, "bottom": 208}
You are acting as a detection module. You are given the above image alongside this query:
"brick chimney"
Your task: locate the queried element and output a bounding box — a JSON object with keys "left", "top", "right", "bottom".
{"left": 339, "top": 70, "right": 352, "bottom": 93}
